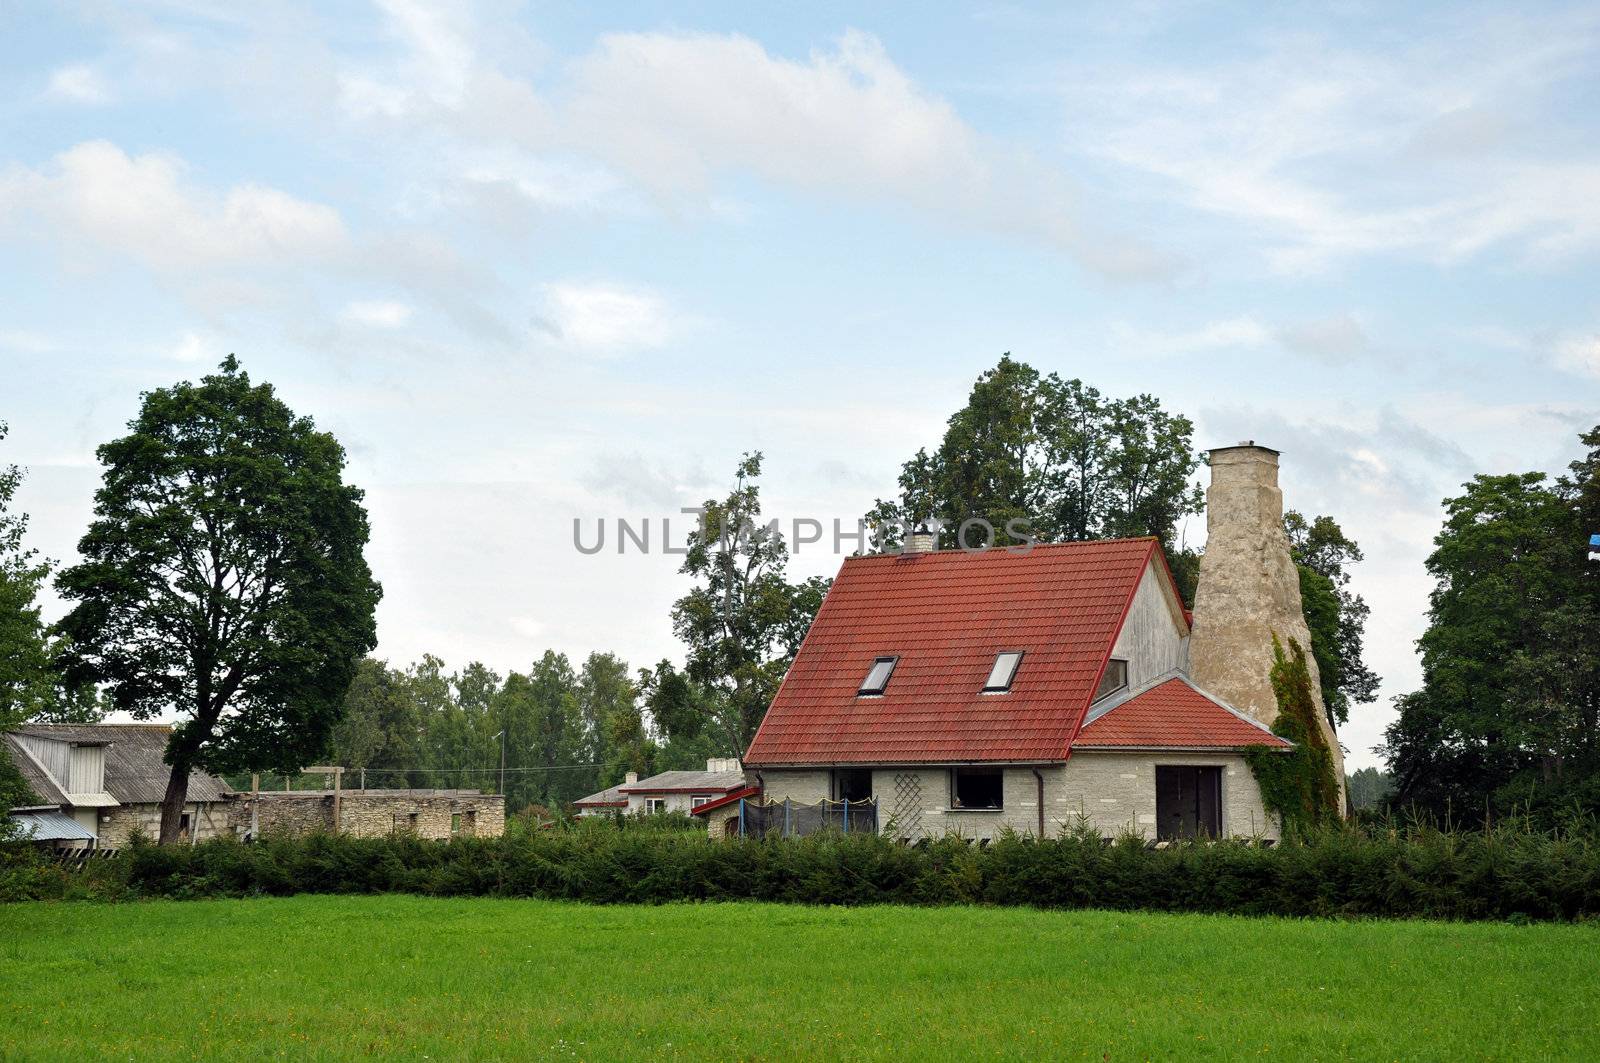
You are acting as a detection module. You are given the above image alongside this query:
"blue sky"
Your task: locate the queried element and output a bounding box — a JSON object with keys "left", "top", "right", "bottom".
{"left": 3, "top": 2, "right": 1599, "bottom": 768}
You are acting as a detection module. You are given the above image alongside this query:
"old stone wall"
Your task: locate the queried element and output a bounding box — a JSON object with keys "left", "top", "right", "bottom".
{"left": 1060, "top": 751, "right": 1279, "bottom": 841}
{"left": 96, "top": 801, "right": 234, "bottom": 847}
{"left": 235, "top": 790, "right": 506, "bottom": 840}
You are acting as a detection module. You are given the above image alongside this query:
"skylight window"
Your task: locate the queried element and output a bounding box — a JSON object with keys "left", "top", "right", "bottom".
{"left": 858, "top": 656, "right": 897, "bottom": 696}
{"left": 983, "top": 651, "right": 1024, "bottom": 692}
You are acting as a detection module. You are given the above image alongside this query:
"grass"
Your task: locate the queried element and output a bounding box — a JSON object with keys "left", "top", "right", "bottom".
{"left": 1, "top": 897, "right": 1597, "bottom": 1061}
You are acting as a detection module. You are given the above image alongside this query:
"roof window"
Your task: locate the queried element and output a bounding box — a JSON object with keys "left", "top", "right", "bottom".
{"left": 1093, "top": 658, "right": 1129, "bottom": 702}
{"left": 858, "top": 656, "right": 897, "bottom": 696}
{"left": 983, "top": 651, "right": 1024, "bottom": 692}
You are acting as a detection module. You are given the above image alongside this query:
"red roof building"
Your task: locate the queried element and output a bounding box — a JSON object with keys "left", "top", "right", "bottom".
{"left": 747, "top": 536, "right": 1294, "bottom": 842}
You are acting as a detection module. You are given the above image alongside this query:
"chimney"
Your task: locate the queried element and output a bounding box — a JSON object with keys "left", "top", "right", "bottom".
{"left": 1187, "top": 443, "right": 1347, "bottom": 804}
{"left": 624, "top": 772, "right": 638, "bottom": 785}
{"left": 904, "top": 523, "right": 937, "bottom": 554}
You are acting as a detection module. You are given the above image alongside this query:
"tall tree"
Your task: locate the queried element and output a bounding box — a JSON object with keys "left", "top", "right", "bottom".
{"left": 671, "top": 453, "right": 831, "bottom": 752}
{"left": 55, "top": 358, "right": 381, "bottom": 843}
{"left": 866, "top": 355, "right": 1204, "bottom": 595}
{"left": 1285, "top": 511, "right": 1379, "bottom": 729}
{"left": 1383, "top": 436, "right": 1600, "bottom": 823}
{"left": 0, "top": 421, "right": 58, "bottom": 724}
{"left": 575, "top": 652, "right": 637, "bottom": 791}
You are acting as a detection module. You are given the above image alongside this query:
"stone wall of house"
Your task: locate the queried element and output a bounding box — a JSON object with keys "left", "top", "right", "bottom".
{"left": 234, "top": 790, "right": 505, "bottom": 841}
{"left": 1061, "top": 751, "right": 1279, "bottom": 841}
{"left": 96, "top": 801, "right": 234, "bottom": 847}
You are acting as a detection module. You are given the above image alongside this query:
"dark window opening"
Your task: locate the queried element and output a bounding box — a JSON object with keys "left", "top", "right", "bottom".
{"left": 1093, "top": 658, "right": 1129, "bottom": 702}
{"left": 859, "top": 656, "right": 897, "bottom": 695}
{"left": 951, "top": 767, "right": 1004, "bottom": 810}
{"left": 983, "top": 651, "right": 1024, "bottom": 692}
{"left": 1155, "top": 766, "right": 1222, "bottom": 840}
{"left": 834, "top": 769, "right": 873, "bottom": 802}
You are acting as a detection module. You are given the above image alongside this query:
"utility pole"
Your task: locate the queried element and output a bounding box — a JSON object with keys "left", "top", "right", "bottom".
{"left": 494, "top": 730, "right": 506, "bottom": 796}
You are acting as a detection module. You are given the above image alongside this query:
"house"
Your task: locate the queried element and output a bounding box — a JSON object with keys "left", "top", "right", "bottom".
{"left": 3, "top": 724, "right": 233, "bottom": 847}
{"left": 573, "top": 758, "right": 748, "bottom": 816}
{"left": 745, "top": 442, "right": 1337, "bottom": 842}
{"left": 234, "top": 788, "right": 505, "bottom": 840}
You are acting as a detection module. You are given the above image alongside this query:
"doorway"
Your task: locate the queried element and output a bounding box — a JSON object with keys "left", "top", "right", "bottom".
{"left": 1155, "top": 766, "right": 1222, "bottom": 840}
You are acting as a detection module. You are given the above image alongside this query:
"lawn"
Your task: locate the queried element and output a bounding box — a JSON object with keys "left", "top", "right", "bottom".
{"left": 1, "top": 897, "right": 1596, "bottom": 1061}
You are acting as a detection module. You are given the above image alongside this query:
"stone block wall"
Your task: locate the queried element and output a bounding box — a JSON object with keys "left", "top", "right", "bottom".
{"left": 96, "top": 801, "right": 234, "bottom": 847}
{"left": 1061, "top": 751, "right": 1279, "bottom": 841}
{"left": 236, "top": 790, "right": 506, "bottom": 840}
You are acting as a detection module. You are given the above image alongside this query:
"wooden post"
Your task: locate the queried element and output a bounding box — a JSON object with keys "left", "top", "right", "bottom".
{"left": 333, "top": 766, "right": 344, "bottom": 834}
{"left": 250, "top": 773, "right": 259, "bottom": 841}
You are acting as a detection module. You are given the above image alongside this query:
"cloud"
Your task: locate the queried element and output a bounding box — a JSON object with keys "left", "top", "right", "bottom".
{"left": 535, "top": 282, "right": 677, "bottom": 352}
{"left": 342, "top": 299, "right": 413, "bottom": 328}
{"left": 47, "top": 64, "right": 111, "bottom": 105}
{"left": 169, "top": 331, "right": 212, "bottom": 362}
{"left": 1067, "top": 9, "right": 1600, "bottom": 271}
{"left": 1555, "top": 334, "right": 1600, "bottom": 379}
{"left": 0, "top": 140, "right": 346, "bottom": 273}
{"left": 1276, "top": 314, "right": 1368, "bottom": 363}
{"left": 1109, "top": 315, "right": 1270, "bottom": 356}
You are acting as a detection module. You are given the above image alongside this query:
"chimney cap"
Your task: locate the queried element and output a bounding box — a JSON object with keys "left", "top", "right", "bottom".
{"left": 1207, "top": 441, "right": 1280, "bottom": 458}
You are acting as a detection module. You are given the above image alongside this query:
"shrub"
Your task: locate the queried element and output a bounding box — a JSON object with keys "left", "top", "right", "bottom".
{"left": 6, "top": 819, "right": 1599, "bottom": 921}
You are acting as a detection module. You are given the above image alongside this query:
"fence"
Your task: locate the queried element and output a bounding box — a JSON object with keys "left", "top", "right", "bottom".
{"left": 737, "top": 797, "right": 878, "bottom": 839}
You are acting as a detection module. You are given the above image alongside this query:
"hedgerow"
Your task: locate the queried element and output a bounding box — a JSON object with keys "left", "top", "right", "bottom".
{"left": 4, "top": 818, "right": 1598, "bottom": 921}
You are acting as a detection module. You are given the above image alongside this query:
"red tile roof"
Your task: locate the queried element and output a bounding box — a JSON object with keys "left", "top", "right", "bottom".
{"left": 687, "top": 786, "right": 761, "bottom": 816}
{"left": 746, "top": 538, "right": 1166, "bottom": 765}
{"left": 1075, "top": 676, "right": 1292, "bottom": 750}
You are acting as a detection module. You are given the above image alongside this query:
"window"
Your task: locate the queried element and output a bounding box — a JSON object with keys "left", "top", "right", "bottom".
{"left": 951, "top": 767, "right": 1004, "bottom": 810}
{"left": 858, "top": 656, "right": 898, "bottom": 695}
{"left": 1093, "top": 658, "right": 1129, "bottom": 702}
{"left": 1156, "top": 766, "right": 1222, "bottom": 840}
{"left": 644, "top": 798, "right": 667, "bottom": 814}
{"left": 462, "top": 811, "right": 476, "bottom": 836}
{"left": 983, "top": 651, "right": 1024, "bottom": 692}
{"left": 690, "top": 795, "right": 713, "bottom": 809}
{"left": 451, "top": 812, "right": 462, "bottom": 835}
{"left": 833, "top": 769, "right": 872, "bottom": 802}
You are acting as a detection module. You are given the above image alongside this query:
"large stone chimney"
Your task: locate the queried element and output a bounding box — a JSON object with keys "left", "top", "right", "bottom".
{"left": 1187, "top": 443, "right": 1346, "bottom": 805}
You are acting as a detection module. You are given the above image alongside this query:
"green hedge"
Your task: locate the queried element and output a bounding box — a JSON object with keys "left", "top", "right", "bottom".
{"left": 5, "top": 823, "right": 1599, "bottom": 921}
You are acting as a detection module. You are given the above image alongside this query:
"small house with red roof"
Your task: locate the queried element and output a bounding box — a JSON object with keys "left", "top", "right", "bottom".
{"left": 742, "top": 514, "right": 1296, "bottom": 842}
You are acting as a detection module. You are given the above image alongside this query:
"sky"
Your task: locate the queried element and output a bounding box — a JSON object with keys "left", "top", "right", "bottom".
{"left": 3, "top": 1, "right": 1599, "bottom": 770}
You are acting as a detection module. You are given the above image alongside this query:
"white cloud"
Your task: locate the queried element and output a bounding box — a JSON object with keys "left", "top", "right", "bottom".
{"left": 0, "top": 141, "right": 347, "bottom": 273}
{"left": 1109, "top": 315, "right": 1270, "bottom": 356}
{"left": 342, "top": 299, "right": 413, "bottom": 328}
{"left": 537, "top": 282, "right": 676, "bottom": 352}
{"left": 47, "top": 64, "right": 111, "bottom": 105}
{"left": 169, "top": 331, "right": 212, "bottom": 362}
{"left": 1068, "top": 9, "right": 1600, "bottom": 271}
{"left": 1554, "top": 334, "right": 1600, "bottom": 379}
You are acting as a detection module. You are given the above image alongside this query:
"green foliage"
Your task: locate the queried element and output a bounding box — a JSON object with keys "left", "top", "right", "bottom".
{"left": 8, "top": 820, "right": 1600, "bottom": 923}
{"left": 1285, "top": 510, "right": 1378, "bottom": 729}
{"left": 1347, "top": 767, "right": 1395, "bottom": 811}
{"left": 1384, "top": 426, "right": 1600, "bottom": 825}
{"left": 53, "top": 358, "right": 381, "bottom": 841}
{"left": 865, "top": 355, "right": 1205, "bottom": 570}
{"left": 0, "top": 422, "right": 63, "bottom": 726}
{"left": 669, "top": 452, "right": 830, "bottom": 752}
{"left": 1244, "top": 636, "right": 1340, "bottom": 836}
{"left": 0, "top": 742, "right": 38, "bottom": 816}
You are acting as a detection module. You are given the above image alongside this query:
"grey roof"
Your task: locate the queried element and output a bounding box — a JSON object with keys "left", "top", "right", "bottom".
{"left": 10, "top": 724, "right": 232, "bottom": 804}
{"left": 8, "top": 808, "right": 97, "bottom": 842}
{"left": 251, "top": 789, "right": 494, "bottom": 799}
{"left": 3, "top": 734, "right": 68, "bottom": 805}
{"left": 618, "top": 769, "right": 747, "bottom": 794}
{"left": 572, "top": 783, "right": 628, "bottom": 806}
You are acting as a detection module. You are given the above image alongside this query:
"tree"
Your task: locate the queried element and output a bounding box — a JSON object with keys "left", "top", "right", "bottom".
{"left": 1346, "top": 767, "right": 1395, "bottom": 812}
{"left": 1383, "top": 438, "right": 1600, "bottom": 824}
{"left": 671, "top": 453, "right": 831, "bottom": 752}
{"left": 576, "top": 652, "right": 640, "bottom": 791}
{"left": 1285, "top": 511, "right": 1379, "bottom": 729}
{"left": 866, "top": 355, "right": 1204, "bottom": 596}
{"left": 55, "top": 358, "right": 381, "bottom": 843}
{"left": 1243, "top": 636, "right": 1340, "bottom": 836}
{"left": 0, "top": 421, "right": 57, "bottom": 724}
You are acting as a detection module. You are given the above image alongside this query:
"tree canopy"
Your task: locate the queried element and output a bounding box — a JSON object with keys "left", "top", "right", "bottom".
{"left": 865, "top": 355, "right": 1205, "bottom": 596}
{"left": 1285, "top": 511, "right": 1379, "bottom": 729}
{"left": 55, "top": 357, "right": 382, "bottom": 841}
{"left": 1383, "top": 425, "right": 1600, "bottom": 825}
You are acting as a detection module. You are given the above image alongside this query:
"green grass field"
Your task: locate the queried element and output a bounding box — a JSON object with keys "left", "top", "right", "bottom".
{"left": 1, "top": 897, "right": 1596, "bottom": 1061}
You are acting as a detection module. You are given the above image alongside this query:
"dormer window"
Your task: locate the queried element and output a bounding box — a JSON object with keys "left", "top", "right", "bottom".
{"left": 1093, "top": 658, "right": 1129, "bottom": 702}
{"left": 858, "top": 656, "right": 897, "bottom": 696}
{"left": 983, "top": 651, "right": 1024, "bottom": 692}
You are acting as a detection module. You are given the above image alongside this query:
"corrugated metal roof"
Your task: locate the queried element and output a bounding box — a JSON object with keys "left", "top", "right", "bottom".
{"left": 3, "top": 734, "right": 68, "bottom": 805}
{"left": 8, "top": 808, "right": 97, "bottom": 842}
{"left": 1075, "top": 676, "right": 1292, "bottom": 750}
{"left": 618, "top": 769, "right": 747, "bottom": 794}
{"left": 746, "top": 538, "right": 1160, "bottom": 765}
{"left": 10, "top": 724, "right": 232, "bottom": 804}
{"left": 572, "top": 783, "right": 628, "bottom": 807}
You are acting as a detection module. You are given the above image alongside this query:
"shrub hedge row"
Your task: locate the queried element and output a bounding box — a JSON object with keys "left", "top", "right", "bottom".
{"left": 5, "top": 823, "right": 1599, "bottom": 921}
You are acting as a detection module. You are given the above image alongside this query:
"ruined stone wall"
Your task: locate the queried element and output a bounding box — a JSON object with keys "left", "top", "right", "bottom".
{"left": 96, "top": 801, "right": 234, "bottom": 847}
{"left": 235, "top": 790, "right": 505, "bottom": 841}
{"left": 1186, "top": 445, "right": 1347, "bottom": 805}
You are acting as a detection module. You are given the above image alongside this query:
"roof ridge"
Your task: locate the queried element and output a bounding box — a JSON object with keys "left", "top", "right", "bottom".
{"left": 843, "top": 535, "right": 1161, "bottom": 562}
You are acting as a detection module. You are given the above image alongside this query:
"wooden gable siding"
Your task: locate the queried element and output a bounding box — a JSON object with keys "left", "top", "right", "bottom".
{"left": 1108, "top": 560, "right": 1188, "bottom": 690}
